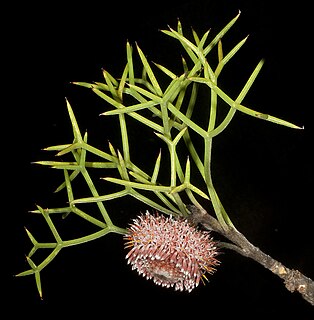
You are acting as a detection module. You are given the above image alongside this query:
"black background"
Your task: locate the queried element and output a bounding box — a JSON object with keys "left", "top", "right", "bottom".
{"left": 6, "top": 0, "right": 313, "bottom": 318}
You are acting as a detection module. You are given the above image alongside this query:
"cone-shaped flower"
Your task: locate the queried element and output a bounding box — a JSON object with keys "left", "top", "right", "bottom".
{"left": 124, "top": 211, "right": 219, "bottom": 292}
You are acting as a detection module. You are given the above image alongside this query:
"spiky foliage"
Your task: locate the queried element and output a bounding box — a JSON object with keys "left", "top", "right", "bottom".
{"left": 16, "top": 12, "right": 301, "bottom": 298}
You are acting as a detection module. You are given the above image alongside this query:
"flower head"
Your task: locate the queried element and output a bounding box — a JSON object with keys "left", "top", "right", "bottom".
{"left": 124, "top": 211, "right": 219, "bottom": 292}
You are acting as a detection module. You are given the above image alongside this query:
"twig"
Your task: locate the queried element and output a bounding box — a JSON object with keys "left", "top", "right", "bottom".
{"left": 187, "top": 205, "right": 314, "bottom": 306}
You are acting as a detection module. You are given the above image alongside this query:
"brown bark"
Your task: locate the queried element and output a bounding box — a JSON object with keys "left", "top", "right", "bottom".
{"left": 187, "top": 205, "right": 314, "bottom": 306}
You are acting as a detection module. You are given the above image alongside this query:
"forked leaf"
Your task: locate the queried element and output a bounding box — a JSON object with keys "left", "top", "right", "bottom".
{"left": 25, "top": 227, "right": 37, "bottom": 246}
{"left": 102, "top": 68, "right": 118, "bottom": 87}
{"left": 161, "top": 29, "right": 198, "bottom": 65}
{"left": 103, "top": 68, "right": 119, "bottom": 99}
{"left": 215, "top": 36, "right": 249, "bottom": 76}
{"left": 190, "top": 76, "right": 302, "bottom": 129}
{"left": 198, "top": 29, "right": 211, "bottom": 49}
{"left": 204, "top": 11, "right": 241, "bottom": 55}
{"left": 192, "top": 28, "right": 200, "bottom": 45}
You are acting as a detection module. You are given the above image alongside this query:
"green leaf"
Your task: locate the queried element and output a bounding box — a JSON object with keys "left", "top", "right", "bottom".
{"left": 136, "top": 43, "right": 163, "bottom": 96}
{"left": 190, "top": 76, "right": 303, "bottom": 129}
{"left": 198, "top": 29, "right": 210, "bottom": 49}
{"left": 93, "top": 87, "right": 124, "bottom": 109}
{"left": 37, "top": 206, "right": 62, "bottom": 243}
{"left": 102, "top": 69, "right": 119, "bottom": 99}
{"left": 65, "top": 99, "right": 83, "bottom": 142}
{"left": 103, "top": 177, "right": 172, "bottom": 193}
{"left": 204, "top": 11, "right": 241, "bottom": 56}
{"left": 72, "top": 189, "right": 129, "bottom": 204}
{"left": 161, "top": 29, "right": 199, "bottom": 65}
{"left": 126, "top": 41, "right": 135, "bottom": 85}
{"left": 127, "top": 84, "right": 162, "bottom": 103}
{"left": 72, "top": 81, "right": 95, "bottom": 89}
{"left": 118, "top": 63, "right": 129, "bottom": 101}
{"left": 35, "top": 270, "right": 43, "bottom": 299}
{"left": 215, "top": 36, "right": 249, "bottom": 76}
{"left": 166, "top": 102, "right": 208, "bottom": 138}
{"left": 151, "top": 150, "right": 162, "bottom": 184}
{"left": 102, "top": 101, "right": 159, "bottom": 115}
{"left": 236, "top": 59, "right": 264, "bottom": 103}
{"left": 153, "top": 62, "right": 176, "bottom": 79}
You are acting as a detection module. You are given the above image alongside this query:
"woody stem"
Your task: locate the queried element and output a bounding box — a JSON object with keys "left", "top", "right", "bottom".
{"left": 187, "top": 205, "right": 314, "bottom": 306}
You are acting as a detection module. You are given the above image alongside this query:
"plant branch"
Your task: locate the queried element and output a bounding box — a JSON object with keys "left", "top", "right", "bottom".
{"left": 187, "top": 205, "right": 314, "bottom": 306}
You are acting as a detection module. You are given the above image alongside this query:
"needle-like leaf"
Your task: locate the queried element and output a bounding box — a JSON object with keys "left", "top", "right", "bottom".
{"left": 19, "top": 15, "right": 305, "bottom": 299}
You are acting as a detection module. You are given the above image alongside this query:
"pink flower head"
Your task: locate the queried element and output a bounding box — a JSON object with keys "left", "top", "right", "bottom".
{"left": 124, "top": 211, "right": 219, "bottom": 292}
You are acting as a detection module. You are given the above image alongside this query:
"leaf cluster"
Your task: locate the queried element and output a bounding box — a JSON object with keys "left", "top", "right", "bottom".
{"left": 16, "top": 12, "right": 301, "bottom": 298}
